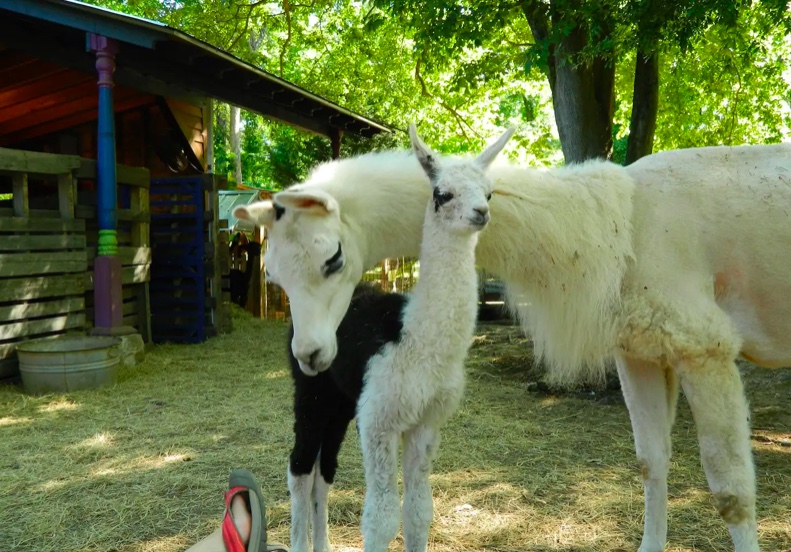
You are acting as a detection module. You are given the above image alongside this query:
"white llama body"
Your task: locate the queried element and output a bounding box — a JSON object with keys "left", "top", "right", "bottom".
{"left": 235, "top": 142, "right": 791, "bottom": 552}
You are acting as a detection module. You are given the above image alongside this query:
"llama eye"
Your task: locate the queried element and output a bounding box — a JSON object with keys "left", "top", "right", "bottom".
{"left": 323, "top": 242, "right": 344, "bottom": 277}
{"left": 486, "top": 193, "right": 492, "bottom": 201}
{"left": 432, "top": 188, "right": 454, "bottom": 206}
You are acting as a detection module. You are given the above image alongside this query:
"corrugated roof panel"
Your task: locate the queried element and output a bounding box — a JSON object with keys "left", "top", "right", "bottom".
{"left": 219, "top": 190, "right": 260, "bottom": 232}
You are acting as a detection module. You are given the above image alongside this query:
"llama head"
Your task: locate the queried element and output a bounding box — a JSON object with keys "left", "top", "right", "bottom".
{"left": 233, "top": 188, "right": 361, "bottom": 376}
{"left": 409, "top": 124, "right": 514, "bottom": 235}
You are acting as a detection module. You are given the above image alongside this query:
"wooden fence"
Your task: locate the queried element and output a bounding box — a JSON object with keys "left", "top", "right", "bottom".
{"left": 0, "top": 147, "right": 150, "bottom": 378}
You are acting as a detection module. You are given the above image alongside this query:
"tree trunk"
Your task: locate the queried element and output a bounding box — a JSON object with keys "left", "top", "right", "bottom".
{"left": 230, "top": 104, "right": 242, "bottom": 185}
{"left": 625, "top": 50, "right": 660, "bottom": 165}
{"left": 522, "top": 1, "right": 615, "bottom": 164}
{"left": 551, "top": 24, "right": 615, "bottom": 164}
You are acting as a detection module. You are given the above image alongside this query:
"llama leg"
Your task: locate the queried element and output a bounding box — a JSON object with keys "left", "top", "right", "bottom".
{"left": 616, "top": 356, "right": 679, "bottom": 552}
{"left": 311, "top": 413, "right": 354, "bottom": 552}
{"left": 359, "top": 415, "right": 401, "bottom": 552}
{"left": 676, "top": 358, "right": 759, "bottom": 552}
{"left": 289, "top": 402, "right": 325, "bottom": 552}
{"left": 402, "top": 424, "right": 440, "bottom": 552}
{"left": 288, "top": 463, "right": 316, "bottom": 552}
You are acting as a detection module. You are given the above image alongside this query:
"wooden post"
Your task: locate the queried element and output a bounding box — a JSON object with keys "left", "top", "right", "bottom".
{"left": 89, "top": 33, "right": 123, "bottom": 331}
{"left": 57, "top": 173, "right": 75, "bottom": 219}
{"left": 12, "top": 173, "right": 28, "bottom": 217}
{"left": 130, "top": 186, "right": 151, "bottom": 342}
{"left": 205, "top": 99, "right": 214, "bottom": 173}
{"left": 330, "top": 128, "right": 343, "bottom": 159}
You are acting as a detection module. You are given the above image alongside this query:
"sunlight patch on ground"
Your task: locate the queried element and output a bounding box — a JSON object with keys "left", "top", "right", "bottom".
{"left": 439, "top": 502, "right": 520, "bottom": 529}
{"left": 36, "top": 477, "right": 72, "bottom": 492}
{"left": 89, "top": 451, "right": 194, "bottom": 477}
{"left": 260, "top": 369, "right": 290, "bottom": 380}
{"left": 539, "top": 396, "right": 562, "bottom": 406}
{"left": 0, "top": 415, "right": 32, "bottom": 426}
{"left": 126, "top": 535, "right": 191, "bottom": 552}
{"left": 73, "top": 432, "right": 116, "bottom": 449}
{"left": 37, "top": 397, "right": 81, "bottom": 413}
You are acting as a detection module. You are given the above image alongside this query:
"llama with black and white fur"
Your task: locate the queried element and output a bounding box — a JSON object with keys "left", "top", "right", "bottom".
{"left": 235, "top": 137, "right": 791, "bottom": 551}
{"left": 263, "top": 125, "right": 513, "bottom": 552}
{"left": 285, "top": 283, "right": 406, "bottom": 552}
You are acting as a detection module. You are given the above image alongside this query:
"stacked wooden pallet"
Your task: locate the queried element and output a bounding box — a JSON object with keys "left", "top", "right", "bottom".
{"left": 0, "top": 149, "right": 87, "bottom": 378}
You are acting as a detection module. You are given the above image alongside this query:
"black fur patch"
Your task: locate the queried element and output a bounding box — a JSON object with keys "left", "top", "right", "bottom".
{"left": 432, "top": 187, "right": 453, "bottom": 212}
{"left": 287, "top": 283, "right": 406, "bottom": 479}
{"left": 323, "top": 242, "right": 344, "bottom": 277}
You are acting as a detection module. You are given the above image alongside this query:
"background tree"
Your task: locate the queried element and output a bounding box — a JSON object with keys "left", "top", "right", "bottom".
{"left": 375, "top": 0, "right": 791, "bottom": 164}
{"left": 90, "top": 0, "right": 791, "bottom": 185}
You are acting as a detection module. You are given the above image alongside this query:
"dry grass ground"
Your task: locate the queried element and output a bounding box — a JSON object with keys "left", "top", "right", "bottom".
{"left": 1, "top": 308, "right": 789, "bottom": 552}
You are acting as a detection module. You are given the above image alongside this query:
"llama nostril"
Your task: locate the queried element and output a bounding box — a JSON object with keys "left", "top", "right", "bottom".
{"left": 472, "top": 207, "right": 490, "bottom": 226}
{"left": 308, "top": 349, "right": 321, "bottom": 368}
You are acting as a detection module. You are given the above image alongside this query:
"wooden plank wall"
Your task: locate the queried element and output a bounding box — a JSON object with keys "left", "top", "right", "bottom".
{"left": 0, "top": 148, "right": 88, "bottom": 378}
{"left": 0, "top": 147, "right": 152, "bottom": 379}
{"left": 165, "top": 98, "right": 206, "bottom": 170}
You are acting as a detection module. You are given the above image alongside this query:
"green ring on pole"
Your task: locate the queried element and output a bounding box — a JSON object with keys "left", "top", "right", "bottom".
{"left": 98, "top": 229, "right": 118, "bottom": 256}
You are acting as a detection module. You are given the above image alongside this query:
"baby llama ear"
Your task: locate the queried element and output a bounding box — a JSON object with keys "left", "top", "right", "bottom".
{"left": 274, "top": 189, "right": 339, "bottom": 215}
{"left": 475, "top": 127, "right": 516, "bottom": 169}
{"left": 233, "top": 200, "right": 277, "bottom": 228}
{"left": 408, "top": 123, "right": 438, "bottom": 183}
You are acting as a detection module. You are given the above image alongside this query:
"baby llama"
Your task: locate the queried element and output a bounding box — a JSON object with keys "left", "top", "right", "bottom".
{"left": 283, "top": 124, "right": 514, "bottom": 552}
{"left": 357, "top": 124, "right": 513, "bottom": 552}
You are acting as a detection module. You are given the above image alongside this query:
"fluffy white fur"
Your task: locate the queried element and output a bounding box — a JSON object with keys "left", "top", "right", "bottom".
{"left": 235, "top": 142, "right": 791, "bottom": 552}
{"left": 356, "top": 126, "right": 511, "bottom": 552}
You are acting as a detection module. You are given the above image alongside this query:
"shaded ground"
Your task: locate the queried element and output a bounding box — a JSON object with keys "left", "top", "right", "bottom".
{"left": 0, "top": 309, "right": 789, "bottom": 552}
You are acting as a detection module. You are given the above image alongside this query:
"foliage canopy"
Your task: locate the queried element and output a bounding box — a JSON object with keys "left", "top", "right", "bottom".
{"left": 91, "top": 0, "right": 790, "bottom": 186}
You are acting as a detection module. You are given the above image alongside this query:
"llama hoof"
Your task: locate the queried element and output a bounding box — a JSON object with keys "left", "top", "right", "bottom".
{"left": 637, "top": 543, "right": 665, "bottom": 552}
{"left": 313, "top": 542, "right": 333, "bottom": 552}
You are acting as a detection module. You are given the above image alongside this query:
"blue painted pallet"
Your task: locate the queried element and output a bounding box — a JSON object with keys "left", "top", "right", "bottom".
{"left": 149, "top": 176, "right": 207, "bottom": 344}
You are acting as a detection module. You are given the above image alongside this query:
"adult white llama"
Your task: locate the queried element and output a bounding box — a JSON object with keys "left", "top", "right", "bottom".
{"left": 234, "top": 140, "right": 791, "bottom": 552}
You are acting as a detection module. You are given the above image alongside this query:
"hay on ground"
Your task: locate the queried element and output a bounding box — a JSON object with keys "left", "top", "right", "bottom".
{"left": 1, "top": 307, "right": 789, "bottom": 551}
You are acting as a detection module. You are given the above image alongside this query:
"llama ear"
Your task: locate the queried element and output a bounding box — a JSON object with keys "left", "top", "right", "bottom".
{"left": 234, "top": 200, "right": 277, "bottom": 228}
{"left": 408, "top": 123, "right": 438, "bottom": 183}
{"left": 274, "top": 189, "right": 339, "bottom": 215}
{"left": 475, "top": 128, "right": 515, "bottom": 169}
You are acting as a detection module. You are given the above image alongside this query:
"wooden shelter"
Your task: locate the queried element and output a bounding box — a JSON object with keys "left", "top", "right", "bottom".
{"left": 0, "top": 0, "right": 389, "bottom": 377}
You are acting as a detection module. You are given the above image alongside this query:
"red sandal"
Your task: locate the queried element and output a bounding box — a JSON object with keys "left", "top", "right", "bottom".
{"left": 221, "top": 469, "right": 289, "bottom": 552}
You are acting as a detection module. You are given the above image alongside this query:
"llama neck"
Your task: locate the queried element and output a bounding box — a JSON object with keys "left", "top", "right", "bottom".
{"left": 403, "top": 211, "right": 480, "bottom": 337}
{"left": 311, "top": 151, "right": 430, "bottom": 268}
{"left": 474, "top": 162, "right": 634, "bottom": 292}
{"left": 310, "top": 151, "right": 633, "bottom": 296}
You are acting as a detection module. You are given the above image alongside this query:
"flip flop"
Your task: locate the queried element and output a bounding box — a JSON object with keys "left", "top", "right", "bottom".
{"left": 221, "top": 469, "right": 290, "bottom": 552}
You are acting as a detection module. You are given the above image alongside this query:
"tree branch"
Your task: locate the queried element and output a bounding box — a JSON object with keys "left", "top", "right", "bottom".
{"left": 521, "top": 0, "right": 556, "bottom": 92}
{"left": 414, "top": 59, "right": 482, "bottom": 142}
{"left": 227, "top": 5, "right": 254, "bottom": 52}
{"left": 279, "top": 0, "right": 293, "bottom": 77}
